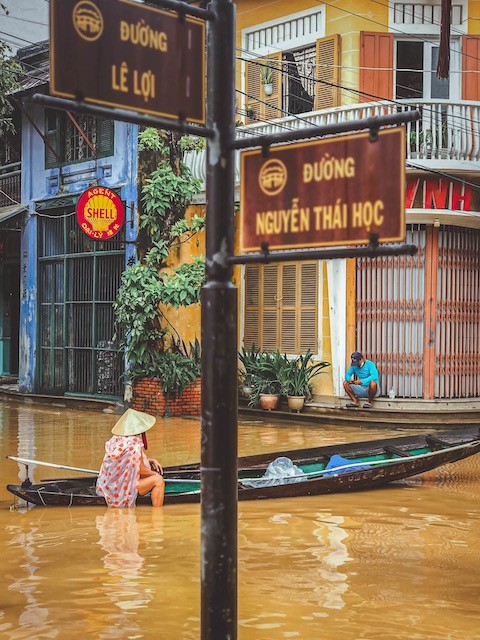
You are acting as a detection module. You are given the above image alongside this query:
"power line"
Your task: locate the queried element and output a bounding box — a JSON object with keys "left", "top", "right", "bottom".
{"left": 237, "top": 55, "right": 480, "bottom": 136}
{"left": 314, "top": 0, "right": 480, "bottom": 66}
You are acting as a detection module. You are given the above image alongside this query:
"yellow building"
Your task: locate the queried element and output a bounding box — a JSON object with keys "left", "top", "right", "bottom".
{"left": 180, "top": 0, "right": 480, "bottom": 403}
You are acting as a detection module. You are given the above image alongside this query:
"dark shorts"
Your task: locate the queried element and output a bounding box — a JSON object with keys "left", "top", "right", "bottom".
{"left": 349, "top": 383, "right": 381, "bottom": 399}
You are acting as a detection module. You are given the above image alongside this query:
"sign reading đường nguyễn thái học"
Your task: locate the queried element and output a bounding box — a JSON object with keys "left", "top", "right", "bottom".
{"left": 240, "top": 127, "right": 406, "bottom": 252}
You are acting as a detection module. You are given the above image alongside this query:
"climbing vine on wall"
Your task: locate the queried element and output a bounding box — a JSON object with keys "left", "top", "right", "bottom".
{"left": 114, "top": 128, "right": 205, "bottom": 393}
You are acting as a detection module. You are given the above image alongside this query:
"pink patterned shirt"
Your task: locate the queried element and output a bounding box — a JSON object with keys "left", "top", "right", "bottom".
{"left": 96, "top": 435, "right": 149, "bottom": 508}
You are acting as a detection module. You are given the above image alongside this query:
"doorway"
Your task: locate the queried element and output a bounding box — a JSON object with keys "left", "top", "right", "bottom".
{"left": 356, "top": 224, "right": 480, "bottom": 399}
{"left": 0, "top": 231, "right": 20, "bottom": 376}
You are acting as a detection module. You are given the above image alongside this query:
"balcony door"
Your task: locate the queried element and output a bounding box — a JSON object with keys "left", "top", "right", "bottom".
{"left": 395, "top": 40, "right": 460, "bottom": 101}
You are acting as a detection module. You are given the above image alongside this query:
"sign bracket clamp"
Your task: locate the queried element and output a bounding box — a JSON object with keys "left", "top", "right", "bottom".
{"left": 148, "top": 0, "right": 216, "bottom": 22}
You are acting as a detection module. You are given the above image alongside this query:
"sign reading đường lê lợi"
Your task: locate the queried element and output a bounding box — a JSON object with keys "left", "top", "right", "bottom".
{"left": 50, "top": 0, "right": 206, "bottom": 124}
{"left": 239, "top": 127, "right": 406, "bottom": 252}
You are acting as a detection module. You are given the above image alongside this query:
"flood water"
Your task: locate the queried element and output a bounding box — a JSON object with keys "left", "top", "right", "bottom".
{"left": 1, "top": 400, "right": 480, "bottom": 640}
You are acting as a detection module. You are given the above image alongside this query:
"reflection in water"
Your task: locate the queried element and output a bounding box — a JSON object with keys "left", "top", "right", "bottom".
{"left": 311, "top": 514, "right": 350, "bottom": 610}
{"left": 95, "top": 509, "right": 158, "bottom": 639}
{"left": 2, "top": 401, "right": 480, "bottom": 639}
{"left": 6, "top": 513, "right": 52, "bottom": 639}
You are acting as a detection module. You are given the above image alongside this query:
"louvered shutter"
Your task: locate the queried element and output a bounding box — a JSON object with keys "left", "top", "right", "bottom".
{"left": 244, "top": 265, "right": 260, "bottom": 349}
{"left": 243, "top": 262, "right": 319, "bottom": 353}
{"left": 300, "top": 262, "right": 318, "bottom": 352}
{"left": 359, "top": 32, "right": 394, "bottom": 102}
{"left": 280, "top": 264, "right": 297, "bottom": 353}
{"left": 45, "top": 110, "right": 61, "bottom": 168}
{"left": 262, "top": 265, "right": 278, "bottom": 350}
{"left": 462, "top": 36, "right": 480, "bottom": 100}
{"left": 245, "top": 53, "right": 283, "bottom": 124}
{"left": 96, "top": 118, "right": 114, "bottom": 157}
{"left": 315, "top": 35, "right": 340, "bottom": 110}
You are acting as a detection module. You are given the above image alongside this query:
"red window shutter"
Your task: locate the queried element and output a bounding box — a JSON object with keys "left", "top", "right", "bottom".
{"left": 462, "top": 35, "right": 480, "bottom": 101}
{"left": 359, "top": 32, "right": 394, "bottom": 102}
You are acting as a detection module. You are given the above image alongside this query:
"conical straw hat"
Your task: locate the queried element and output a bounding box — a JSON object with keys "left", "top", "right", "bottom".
{"left": 111, "top": 408, "right": 156, "bottom": 436}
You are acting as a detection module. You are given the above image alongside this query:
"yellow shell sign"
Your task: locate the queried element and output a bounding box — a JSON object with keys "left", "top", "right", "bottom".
{"left": 76, "top": 187, "right": 125, "bottom": 240}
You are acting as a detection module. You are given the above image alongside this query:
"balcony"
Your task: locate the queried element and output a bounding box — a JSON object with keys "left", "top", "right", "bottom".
{"left": 0, "top": 162, "right": 21, "bottom": 208}
{"left": 184, "top": 100, "right": 480, "bottom": 191}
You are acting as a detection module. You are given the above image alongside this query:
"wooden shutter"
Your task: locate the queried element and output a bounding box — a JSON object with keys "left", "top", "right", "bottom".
{"left": 243, "top": 262, "right": 318, "bottom": 354}
{"left": 262, "top": 265, "right": 278, "bottom": 350}
{"left": 300, "top": 262, "right": 318, "bottom": 352}
{"left": 315, "top": 35, "right": 340, "bottom": 110}
{"left": 280, "top": 264, "right": 297, "bottom": 353}
{"left": 244, "top": 265, "right": 260, "bottom": 349}
{"left": 359, "top": 32, "right": 394, "bottom": 102}
{"left": 45, "top": 110, "right": 61, "bottom": 168}
{"left": 245, "top": 53, "right": 283, "bottom": 124}
{"left": 462, "top": 36, "right": 480, "bottom": 101}
{"left": 96, "top": 118, "right": 114, "bottom": 157}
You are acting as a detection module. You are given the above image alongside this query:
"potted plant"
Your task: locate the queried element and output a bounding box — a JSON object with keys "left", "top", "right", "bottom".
{"left": 245, "top": 102, "right": 255, "bottom": 119}
{"left": 255, "top": 378, "right": 282, "bottom": 410}
{"left": 278, "top": 351, "right": 330, "bottom": 413}
{"left": 259, "top": 60, "right": 274, "bottom": 96}
{"left": 238, "top": 344, "right": 260, "bottom": 398}
{"left": 241, "top": 348, "right": 287, "bottom": 410}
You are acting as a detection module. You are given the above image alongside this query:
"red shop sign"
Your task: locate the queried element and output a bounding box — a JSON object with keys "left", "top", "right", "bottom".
{"left": 76, "top": 187, "right": 125, "bottom": 240}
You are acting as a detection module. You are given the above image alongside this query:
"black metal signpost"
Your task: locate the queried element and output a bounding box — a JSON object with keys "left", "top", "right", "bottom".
{"left": 37, "top": 2, "right": 420, "bottom": 639}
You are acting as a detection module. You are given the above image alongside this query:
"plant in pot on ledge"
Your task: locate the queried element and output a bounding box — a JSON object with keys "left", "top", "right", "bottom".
{"left": 278, "top": 351, "right": 330, "bottom": 413}
{"left": 245, "top": 349, "right": 288, "bottom": 410}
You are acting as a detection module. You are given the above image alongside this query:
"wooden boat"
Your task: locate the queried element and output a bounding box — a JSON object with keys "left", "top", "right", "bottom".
{"left": 6, "top": 427, "right": 480, "bottom": 507}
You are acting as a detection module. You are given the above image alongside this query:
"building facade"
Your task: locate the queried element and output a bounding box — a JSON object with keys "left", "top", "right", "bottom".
{"left": 0, "top": 42, "right": 139, "bottom": 397}
{"left": 185, "top": 0, "right": 480, "bottom": 401}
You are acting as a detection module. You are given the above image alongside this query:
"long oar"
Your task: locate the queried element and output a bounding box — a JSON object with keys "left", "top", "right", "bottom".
{"left": 5, "top": 455, "right": 201, "bottom": 484}
{"left": 6, "top": 455, "right": 99, "bottom": 475}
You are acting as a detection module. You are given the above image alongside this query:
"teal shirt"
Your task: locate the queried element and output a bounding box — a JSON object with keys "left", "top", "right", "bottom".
{"left": 345, "top": 359, "right": 379, "bottom": 386}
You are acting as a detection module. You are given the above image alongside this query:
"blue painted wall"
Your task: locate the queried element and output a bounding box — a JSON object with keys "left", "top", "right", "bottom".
{"left": 18, "top": 100, "right": 138, "bottom": 393}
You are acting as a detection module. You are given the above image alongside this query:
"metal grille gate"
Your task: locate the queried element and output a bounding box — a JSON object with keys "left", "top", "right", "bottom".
{"left": 357, "top": 224, "right": 480, "bottom": 399}
{"left": 38, "top": 208, "right": 125, "bottom": 396}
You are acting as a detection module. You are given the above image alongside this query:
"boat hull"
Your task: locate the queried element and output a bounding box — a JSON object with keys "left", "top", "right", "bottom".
{"left": 7, "top": 427, "right": 480, "bottom": 507}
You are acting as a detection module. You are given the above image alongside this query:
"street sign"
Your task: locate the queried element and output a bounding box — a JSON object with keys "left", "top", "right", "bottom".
{"left": 240, "top": 127, "right": 405, "bottom": 252}
{"left": 76, "top": 186, "right": 125, "bottom": 240}
{"left": 50, "top": 0, "right": 206, "bottom": 124}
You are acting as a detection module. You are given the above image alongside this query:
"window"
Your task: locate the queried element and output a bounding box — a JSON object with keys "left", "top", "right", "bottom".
{"left": 395, "top": 40, "right": 460, "bottom": 100}
{"left": 242, "top": 7, "right": 339, "bottom": 121}
{"left": 45, "top": 110, "right": 114, "bottom": 168}
{"left": 243, "top": 261, "right": 319, "bottom": 354}
{"left": 245, "top": 35, "right": 340, "bottom": 123}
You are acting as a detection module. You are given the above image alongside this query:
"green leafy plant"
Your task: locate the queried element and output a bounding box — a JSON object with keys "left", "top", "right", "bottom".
{"left": 239, "top": 348, "right": 289, "bottom": 407}
{"left": 0, "top": 41, "right": 21, "bottom": 135}
{"left": 259, "top": 60, "right": 274, "bottom": 85}
{"left": 153, "top": 351, "right": 201, "bottom": 397}
{"left": 278, "top": 351, "right": 330, "bottom": 398}
{"left": 114, "top": 127, "right": 205, "bottom": 389}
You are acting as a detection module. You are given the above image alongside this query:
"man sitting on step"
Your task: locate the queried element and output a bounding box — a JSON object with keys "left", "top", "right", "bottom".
{"left": 344, "top": 351, "right": 380, "bottom": 409}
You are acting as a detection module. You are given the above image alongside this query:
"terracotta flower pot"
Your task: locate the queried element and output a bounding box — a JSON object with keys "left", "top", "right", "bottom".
{"left": 287, "top": 395, "right": 305, "bottom": 413}
{"left": 259, "top": 393, "right": 279, "bottom": 410}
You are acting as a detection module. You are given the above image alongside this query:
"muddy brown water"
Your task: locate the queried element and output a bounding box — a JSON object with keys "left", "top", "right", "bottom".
{"left": 1, "top": 400, "right": 480, "bottom": 639}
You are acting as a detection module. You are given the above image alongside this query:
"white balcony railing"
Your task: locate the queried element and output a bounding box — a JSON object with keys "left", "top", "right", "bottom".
{"left": 184, "top": 100, "right": 480, "bottom": 191}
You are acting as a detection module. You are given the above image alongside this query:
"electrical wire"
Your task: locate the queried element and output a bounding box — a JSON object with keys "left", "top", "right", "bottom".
{"left": 234, "top": 79, "right": 480, "bottom": 193}
{"left": 237, "top": 54, "right": 480, "bottom": 137}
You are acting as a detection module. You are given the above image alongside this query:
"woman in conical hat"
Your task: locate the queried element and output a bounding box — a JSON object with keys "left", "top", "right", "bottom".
{"left": 96, "top": 409, "right": 165, "bottom": 508}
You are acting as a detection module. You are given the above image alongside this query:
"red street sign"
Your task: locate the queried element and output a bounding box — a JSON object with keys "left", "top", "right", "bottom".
{"left": 50, "top": 0, "right": 206, "bottom": 124}
{"left": 76, "top": 187, "right": 125, "bottom": 240}
{"left": 240, "top": 127, "right": 406, "bottom": 252}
